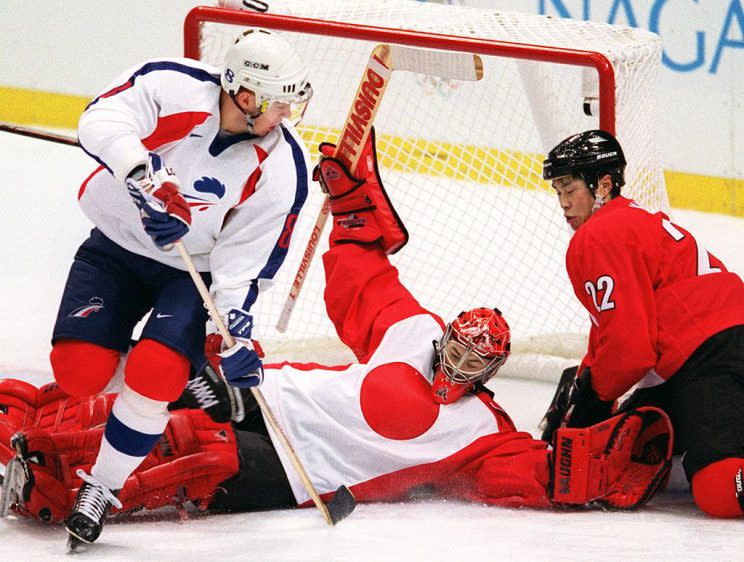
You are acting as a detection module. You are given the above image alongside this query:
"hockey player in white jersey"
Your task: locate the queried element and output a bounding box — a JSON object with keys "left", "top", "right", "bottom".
{"left": 48, "top": 28, "right": 312, "bottom": 546}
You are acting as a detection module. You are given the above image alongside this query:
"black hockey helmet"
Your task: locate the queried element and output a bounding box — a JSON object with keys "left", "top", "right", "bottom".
{"left": 543, "top": 129, "right": 626, "bottom": 195}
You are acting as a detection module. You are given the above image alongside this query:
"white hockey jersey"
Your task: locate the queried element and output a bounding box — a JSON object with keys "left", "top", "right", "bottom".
{"left": 76, "top": 58, "right": 311, "bottom": 315}
{"left": 259, "top": 245, "right": 549, "bottom": 508}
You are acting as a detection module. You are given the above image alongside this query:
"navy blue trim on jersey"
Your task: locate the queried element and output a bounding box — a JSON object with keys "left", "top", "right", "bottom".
{"left": 104, "top": 412, "right": 162, "bottom": 457}
{"left": 79, "top": 141, "right": 114, "bottom": 175}
{"left": 81, "top": 61, "right": 220, "bottom": 174}
{"left": 240, "top": 125, "right": 308, "bottom": 312}
{"left": 86, "top": 61, "right": 220, "bottom": 110}
{"left": 209, "top": 131, "right": 260, "bottom": 157}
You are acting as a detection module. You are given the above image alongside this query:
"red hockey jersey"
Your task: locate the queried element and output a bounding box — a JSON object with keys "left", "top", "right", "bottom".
{"left": 260, "top": 244, "right": 551, "bottom": 508}
{"left": 567, "top": 196, "right": 744, "bottom": 401}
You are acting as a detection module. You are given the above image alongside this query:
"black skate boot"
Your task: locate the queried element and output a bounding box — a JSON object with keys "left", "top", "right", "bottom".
{"left": 65, "top": 469, "right": 122, "bottom": 551}
{"left": 169, "top": 362, "right": 245, "bottom": 423}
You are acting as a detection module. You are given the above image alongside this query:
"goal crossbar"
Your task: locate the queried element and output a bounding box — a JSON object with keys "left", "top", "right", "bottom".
{"left": 183, "top": 6, "right": 616, "bottom": 134}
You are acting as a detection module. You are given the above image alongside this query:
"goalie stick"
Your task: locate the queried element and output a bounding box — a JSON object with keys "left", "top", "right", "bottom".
{"left": 0, "top": 124, "right": 356, "bottom": 527}
{"left": 275, "top": 44, "right": 484, "bottom": 332}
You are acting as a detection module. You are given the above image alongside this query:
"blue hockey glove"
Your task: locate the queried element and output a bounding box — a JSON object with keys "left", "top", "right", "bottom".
{"left": 205, "top": 309, "right": 264, "bottom": 389}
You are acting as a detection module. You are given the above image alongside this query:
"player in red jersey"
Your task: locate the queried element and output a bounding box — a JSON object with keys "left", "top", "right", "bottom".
{"left": 541, "top": 129, "right": 744, "bottom": 518}
{"left": 0, "top": 130, "right": 672, "bottom": 526}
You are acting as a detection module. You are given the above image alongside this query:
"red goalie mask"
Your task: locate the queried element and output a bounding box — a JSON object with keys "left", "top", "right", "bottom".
{"left": 432, "top": 307, "right": 511, "bottom": 404}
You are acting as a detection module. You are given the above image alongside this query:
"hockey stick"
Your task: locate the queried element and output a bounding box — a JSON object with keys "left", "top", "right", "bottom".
{"left": 275, "top": 44, "right": 484, "bottom": 332}
{"left": 0, "top": 122, "right": 78, "bottom": 146}
{"left": 0, "top": 123, "right": 355, "bottom": 525}
{"left": 174, "top": 242, "right": 355, "bottom": 525}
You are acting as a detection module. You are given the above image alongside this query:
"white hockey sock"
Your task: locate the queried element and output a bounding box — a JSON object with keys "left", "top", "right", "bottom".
{"left": 91, "top": 384, "right": 169, "bottom": 491}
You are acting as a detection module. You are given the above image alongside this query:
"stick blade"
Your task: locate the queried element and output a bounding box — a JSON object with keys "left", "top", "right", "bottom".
{"left": 389, "top": 45, "right": 484, "bottom": 81}
{"left": 327, "top": 485, "right": 357, "bottom": 525}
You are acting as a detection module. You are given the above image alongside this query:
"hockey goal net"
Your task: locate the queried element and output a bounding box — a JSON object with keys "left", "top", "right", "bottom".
{"left": 185, "top": 1, "right": 666, "bottom": 380}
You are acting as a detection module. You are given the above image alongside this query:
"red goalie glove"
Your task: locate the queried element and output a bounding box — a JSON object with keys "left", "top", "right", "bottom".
{"left": 550, "top": 406, "right": 673, "bottom": 510}
{"left": 0, "top": 379, "right": 238, "bottom": 523}
{"left": 314, "top": 127, "right": 408, "bottom": 254}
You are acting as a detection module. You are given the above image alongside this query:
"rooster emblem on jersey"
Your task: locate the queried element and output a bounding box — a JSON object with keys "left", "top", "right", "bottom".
{"left": 68, "top": 297, "right": 104, "bottom": 318}
{"left": 185, "top": 176, "right": 226, "bottom": 211}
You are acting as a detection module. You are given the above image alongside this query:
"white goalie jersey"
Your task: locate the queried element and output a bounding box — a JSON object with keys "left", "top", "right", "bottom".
{"left": 76, "top": 57, "right": 311, "bottom": 315}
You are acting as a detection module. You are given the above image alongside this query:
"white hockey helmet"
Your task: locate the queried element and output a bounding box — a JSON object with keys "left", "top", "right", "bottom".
{"left": 221, "top": 28, "right": 312, "bottom": 125}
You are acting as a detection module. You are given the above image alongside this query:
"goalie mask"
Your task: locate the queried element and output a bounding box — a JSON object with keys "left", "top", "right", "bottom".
{"left": 221, "top": 28, "right": 313, "bottom": 127}
{"left": 431, "top": 308, "right": 511, "bottom": 405}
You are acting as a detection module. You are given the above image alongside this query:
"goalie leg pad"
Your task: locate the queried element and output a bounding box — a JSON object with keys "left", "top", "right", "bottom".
{"left": 550, "top": 406, "right": 673, "bottom": 510}
{"left": 314, "top": 127, "right": 408, "bottom": 254}
{"left": 691, "top": 457, "right": 744, "bottom": 518}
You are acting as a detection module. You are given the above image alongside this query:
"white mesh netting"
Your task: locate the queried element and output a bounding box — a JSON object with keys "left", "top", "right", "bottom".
{"left": 192, "top": 0, "right": 666, "bottom": 380}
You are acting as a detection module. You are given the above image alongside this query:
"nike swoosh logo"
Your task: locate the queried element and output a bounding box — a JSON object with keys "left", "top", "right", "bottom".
{"left": 156, "top": 313, "right": 173, "bottom": 319}
{"left": 190, "top": 133, "right": 203, "bottom": 138}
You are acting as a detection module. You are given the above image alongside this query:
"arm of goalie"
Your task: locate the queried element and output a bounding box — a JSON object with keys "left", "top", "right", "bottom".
{"left": 550, "top": 407, "right": 674, "bottom": 510}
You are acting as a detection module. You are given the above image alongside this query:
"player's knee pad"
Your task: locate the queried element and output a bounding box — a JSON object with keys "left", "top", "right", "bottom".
{"left": 692, "top": 458, "right": 744, "bottom": 518}
{"left": 125, "top": 339, "right": 190, "bottom": 402}
{"left": 50, "top": 339, "right": 120, "bottom": 397}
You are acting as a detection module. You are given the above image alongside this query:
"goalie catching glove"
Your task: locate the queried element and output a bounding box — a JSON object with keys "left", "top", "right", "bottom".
{"left": 540, "top": 366, "right": 614, "bottom": 442}
{"left": 205, "top": 308, "right": 264, "bottom": 389}
{"left": 125, "top": 152, "right": 191, "bottom": 248}
{"left": 550, "top": 406, "right": 673, "bottom": 510}
{"left": 314, "top": 127, "right": 408, "bottom": 254}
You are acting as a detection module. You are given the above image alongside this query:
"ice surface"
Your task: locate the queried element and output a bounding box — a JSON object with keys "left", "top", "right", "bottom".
{"left": 1, "top": 133, "right": 744, "bottom": 559}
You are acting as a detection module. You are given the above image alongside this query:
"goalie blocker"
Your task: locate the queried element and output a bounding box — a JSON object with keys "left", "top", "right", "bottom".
{"left": 0, "top": 377, "right": 672, "bottom": 521}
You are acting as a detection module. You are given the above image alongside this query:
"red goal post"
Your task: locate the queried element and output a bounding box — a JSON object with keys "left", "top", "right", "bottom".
{"left": 185, "top": 6, "right": 617, "bottom": 133}
{"left": 183, "top": 3, "right": 666, "bottom": 382}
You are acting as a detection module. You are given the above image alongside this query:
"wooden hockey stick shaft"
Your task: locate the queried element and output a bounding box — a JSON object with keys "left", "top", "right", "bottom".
{"left": 174, "top": 242, "right": 340, "bottom": 526}
{"left": 0, "top": 123, "right": 351, "bottom": 525}
{"left": 0, "top": 122, "right": 78, "bottom": 146}
{"left": 275, "top": 44, "right": 483, "bottom": 332}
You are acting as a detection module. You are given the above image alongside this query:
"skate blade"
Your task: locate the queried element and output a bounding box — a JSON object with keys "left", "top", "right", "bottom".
{"left": 0, "top": 458, "right": 25, "bottom": 517}
{"left": 66, "top": 532, "right": 90, "bottom": 555}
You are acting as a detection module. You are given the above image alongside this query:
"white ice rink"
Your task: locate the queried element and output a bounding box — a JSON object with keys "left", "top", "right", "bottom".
{"left": 1, "top": 132, "right": 744, "bottom": 559}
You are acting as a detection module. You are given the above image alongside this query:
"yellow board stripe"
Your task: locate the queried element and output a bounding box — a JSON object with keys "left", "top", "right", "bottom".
{"left": 0, "top": 86, "right": 88, "bottom": 130}
{"left": 2, "top": 86, "right": 742, "bottom": 217}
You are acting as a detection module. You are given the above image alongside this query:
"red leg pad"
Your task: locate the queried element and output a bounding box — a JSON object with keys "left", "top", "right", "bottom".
{"left": 692, "top": 458, "right": 744, "bottom": 518}
{"left": 50, "top": 339, "right": 119, "bottom": 397}
{"left": 125, "top": 339, "right": 190, "bottom": 402}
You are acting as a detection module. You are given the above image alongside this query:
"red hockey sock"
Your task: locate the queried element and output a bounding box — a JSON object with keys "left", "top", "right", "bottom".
{"left": 692, "top": 458, "right": 744, "bottom": 518}
{"left": 50, "top": 339, "right": 120, "bottom": 396}
{"left": 125, "top": 339, "right": 190, "bottom": 402}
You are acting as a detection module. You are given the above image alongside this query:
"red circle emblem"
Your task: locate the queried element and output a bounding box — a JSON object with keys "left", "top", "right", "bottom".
{"left": 360, "top": 362, "right": 440, "bottom": 440}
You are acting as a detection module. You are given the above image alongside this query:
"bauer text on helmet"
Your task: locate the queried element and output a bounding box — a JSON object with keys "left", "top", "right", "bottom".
{"left": 221, "top": 28, "right": 313, "bottom": 127}
{"left": 542, "top": 129, "right": 626, "bottom": 194}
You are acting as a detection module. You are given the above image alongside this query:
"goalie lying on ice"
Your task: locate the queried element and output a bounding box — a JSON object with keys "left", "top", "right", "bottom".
{"left": 0, "top": 129, "right": 672, "bottom": 523}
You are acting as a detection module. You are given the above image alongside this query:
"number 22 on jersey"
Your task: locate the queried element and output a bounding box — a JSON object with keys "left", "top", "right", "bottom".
{"left": 583, "top": 217, "right": 722, "bottom": 316}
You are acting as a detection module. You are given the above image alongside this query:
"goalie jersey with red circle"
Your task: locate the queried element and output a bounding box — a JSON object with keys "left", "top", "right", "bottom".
{"left": 76, "top": 57, "right": 311, "bottom": 315}
{"left": 260, "top": 244, "right": 551, "bottom": 507}
{"left": 567, "top": 196, "right": 744, "bottom": 402}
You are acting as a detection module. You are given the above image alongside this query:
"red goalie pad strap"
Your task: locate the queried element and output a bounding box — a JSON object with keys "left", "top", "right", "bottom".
{"left": 552, "top": 407, "right": 673, "bottom": 509}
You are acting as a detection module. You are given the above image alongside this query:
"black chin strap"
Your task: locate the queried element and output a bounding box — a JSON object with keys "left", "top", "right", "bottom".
{"left": 229, "top": 93, "right": 259, "bottom": 134}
